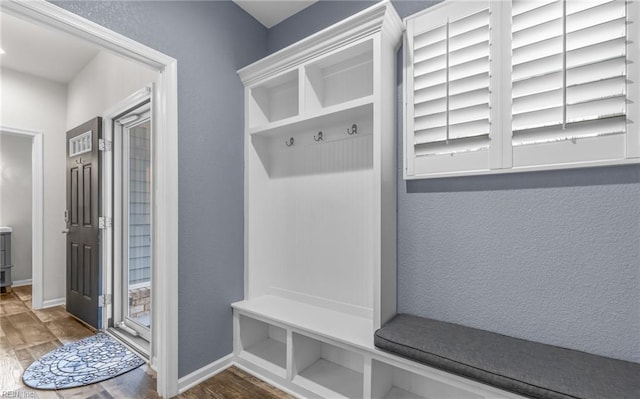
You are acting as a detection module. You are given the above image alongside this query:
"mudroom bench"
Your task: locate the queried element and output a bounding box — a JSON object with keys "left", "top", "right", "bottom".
{"left": 375, "top": 314, "right": 640, "bottom": 399}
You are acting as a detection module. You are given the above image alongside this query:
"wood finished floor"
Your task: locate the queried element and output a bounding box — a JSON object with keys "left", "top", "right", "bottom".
{"left": 0, "top": 285, "right": 293, "bottom": 399}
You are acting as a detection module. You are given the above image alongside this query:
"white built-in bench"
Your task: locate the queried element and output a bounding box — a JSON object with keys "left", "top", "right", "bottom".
{"left": 233, "top": 298, "right": 640, "bottom": 398}
{"left": 375, "top": 314, "right": 640, "bottom": 399}
{"left": 233, "top": 296, "right": 533, "bottom": 399}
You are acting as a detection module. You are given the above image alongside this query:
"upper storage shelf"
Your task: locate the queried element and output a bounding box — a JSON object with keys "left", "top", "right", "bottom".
{"left": 246, "top": 39, "right": 374, "bottom": 133}
{"left": 304, "top": 39, "right": 373, "bottom": 112}
{"left": 249, "top": 70, "right": 299, "bottom": 128}
{"left": 239, "top": 1, "right": 402, "bottom": 136}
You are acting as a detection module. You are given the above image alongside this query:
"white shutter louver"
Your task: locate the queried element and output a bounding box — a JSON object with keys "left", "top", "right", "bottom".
{"left": 406, "top": 1, "right": 496, "bottom": 176}
{"left": 511, "top": 0, "right": 630, "bottom": 167}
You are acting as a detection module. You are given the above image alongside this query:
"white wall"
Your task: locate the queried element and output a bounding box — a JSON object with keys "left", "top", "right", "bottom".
{"left": 67, "top": 51, "right": 156, "bottom": 129}
{"left": 0, "top": 133, "right": 33, "bottom": 282}
{"left": 0, "top": 67, "right": 68, "bottom": 302}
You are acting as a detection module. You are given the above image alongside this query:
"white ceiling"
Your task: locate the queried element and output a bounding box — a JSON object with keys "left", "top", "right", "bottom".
{"left": 0, "top": 12, "right": 99, "bottom": 83}
{"left": 233, "top": 0, "right": 318, "bottom": 28}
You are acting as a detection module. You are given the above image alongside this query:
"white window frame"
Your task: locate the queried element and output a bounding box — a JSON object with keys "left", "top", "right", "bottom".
{"left": 404, "top": 0, "right": 640, "bottom": 180}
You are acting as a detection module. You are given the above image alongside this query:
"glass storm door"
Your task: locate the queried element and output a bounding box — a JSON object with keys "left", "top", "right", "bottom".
{"left": 115, "top": 101, "right": 152, "bottom": 341}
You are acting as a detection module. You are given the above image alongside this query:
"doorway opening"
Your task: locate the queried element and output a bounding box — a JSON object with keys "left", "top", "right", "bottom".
{"left": 0, "top": 127, "right": 44, "bottom": 308}
{"left": 1, "top": 2, "right": 178, "bottom": 396}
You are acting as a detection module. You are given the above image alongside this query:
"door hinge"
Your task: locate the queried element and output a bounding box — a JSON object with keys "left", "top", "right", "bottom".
{"left": 98, "top": 139, "right": 112, "bottom": 151}
{"left": 98, "top": 294, "right": 112, "bottom": 307}
{"left": 98, "top": 217, "right": 112, "bottom": 229}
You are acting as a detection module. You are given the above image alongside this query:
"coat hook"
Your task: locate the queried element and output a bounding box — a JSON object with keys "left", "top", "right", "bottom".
{"left": 347, "top": 123, "right": 358, "bottom": 135}
{"left": 285, "top": 137, "right": 294, "bottom": 147}
{"left": 314, "top": 131, "right": 324, "bottom": 142}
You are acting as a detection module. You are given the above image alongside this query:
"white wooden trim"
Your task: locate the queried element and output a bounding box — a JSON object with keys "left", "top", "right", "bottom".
{"left": 404, "top": 156, "right": 640, "bottom": 180}
{"left": 154, "top": 60, "right": 179, "bottom": 397}
{"left": 177, "top": 354, "right": 234, "bottom": 394}
{"left": 0, "top": 2, "right": 179, "bottom": 397}
{"left": 32, "top": 132, "right": 44, "bottom": 309}
{"left": 0, "top": 126, "right": 44, "bottom": 310}
{"left": 626, "top": 0, "right": 640, "bottom": 158}
{"left": 402, "top": 25, "right": 413, "bottom": 180}
{"left": 42, "top": 297, "right": 66, "bottom": 309}
{"left": 12, "top": 279, "right": 33, "bottom": 287}
{"left": 490, "top": 0, "right": 512, "bottom": 170}
{"left": 242, "top": 86, "right": 251, "bottom": 304}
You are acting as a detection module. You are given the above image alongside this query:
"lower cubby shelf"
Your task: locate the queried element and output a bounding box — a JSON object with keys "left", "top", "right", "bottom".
{"left": 384, "top": 386, "right": 424, "bottom": 399}
{"left": 371, "top": 359, "right": 483, "bottom": 399}
{"left": 293, "top": 333, "right": 364, "bottom": 398}
{"left": 237, "top": 315, "right": 287, "bottom": 378}
{"left": 233, "top": 299, "right": 526, "bottom": 399}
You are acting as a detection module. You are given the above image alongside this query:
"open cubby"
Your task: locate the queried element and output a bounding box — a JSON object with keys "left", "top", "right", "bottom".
{"left": 237, "top": 315, "right": 287, "bottom": 377}
{"left": 371, "top": 360, "right": 484, "bottom": 399}
{"left": 292, "top": 333, "right": 364, "bottom": 398}
{"left": 249, "top": 69, "right": 299, "bottom": 127}
{"left": 305, "top": 39, "right": 374, "bottom": 112}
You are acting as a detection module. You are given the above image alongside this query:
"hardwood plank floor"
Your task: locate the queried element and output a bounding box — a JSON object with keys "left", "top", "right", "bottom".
{"left": 176, "top": 367, "right": 294, "bottom": 399}
{"left": 0, "top": 286, "right": 293, "bottom": 399}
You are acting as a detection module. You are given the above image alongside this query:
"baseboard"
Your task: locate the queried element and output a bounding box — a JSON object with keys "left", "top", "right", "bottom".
{"left": 41, "top": 297, "right": 65, "bottom": 308}
{"left": 177, "top": 353, "right": 233, "bottom": 394}
{"left": 12, "top": 279, "right": 32, "bottom": 287}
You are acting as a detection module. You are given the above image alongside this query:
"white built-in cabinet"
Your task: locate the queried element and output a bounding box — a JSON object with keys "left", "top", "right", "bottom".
{"left": 236, "top": 0, "right": 401, "bottom": 357}
{"left": 233, "top": 2, "right": 526, "bottom": 398}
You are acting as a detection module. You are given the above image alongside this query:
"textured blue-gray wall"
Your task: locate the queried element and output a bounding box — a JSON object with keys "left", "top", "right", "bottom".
{"left": 269, "top": 0, "right": 640, "bottom": 363}
{"left": 54, "top": 1, "right": 267, "bottom": 377}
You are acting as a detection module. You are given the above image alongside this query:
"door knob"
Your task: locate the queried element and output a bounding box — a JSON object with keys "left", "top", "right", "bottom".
{"left": 61, "top": 229, "right": 69, "bottom": 234}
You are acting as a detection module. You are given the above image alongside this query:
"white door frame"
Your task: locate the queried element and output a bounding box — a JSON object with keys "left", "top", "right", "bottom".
{"left": 0, "top": 126, "right": 44, "bottom": 310}
{"left": 0, "top": 1, "right": 179, "bottom": 397}
{"left": 103, "top": 88, "right": 153, "bottom": 343}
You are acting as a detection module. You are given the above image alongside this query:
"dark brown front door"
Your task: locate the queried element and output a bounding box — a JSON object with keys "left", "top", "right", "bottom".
{"left": 66, "top": 117, "right": 101, "bottom": 328}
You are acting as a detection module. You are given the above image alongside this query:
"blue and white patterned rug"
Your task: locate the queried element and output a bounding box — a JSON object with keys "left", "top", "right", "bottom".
{"left": 22, "top": 333, "right": 145, "bottom": 390}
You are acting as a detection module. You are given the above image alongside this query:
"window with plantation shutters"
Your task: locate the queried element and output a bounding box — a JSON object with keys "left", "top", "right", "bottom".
{"left": 511, "top": 0, "right": 637, "bottom": 167}
{"left": 404, "top": 0, "right": 639, "bottom": 179}
{"left": 405, "top": 1, "right": 504, "bottom": 176}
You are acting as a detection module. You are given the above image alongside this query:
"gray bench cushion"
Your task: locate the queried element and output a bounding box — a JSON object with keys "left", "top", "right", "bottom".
{"left": 374, "top": 314, "right": 640, "bottom": 399}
